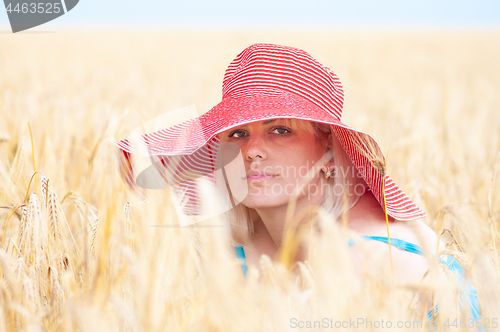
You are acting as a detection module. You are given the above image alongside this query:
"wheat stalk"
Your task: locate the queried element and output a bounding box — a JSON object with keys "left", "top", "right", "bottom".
{"left": 40, "top": 173, "right": 49, "bottom": 208}
{"left": 487, "top": 151, "right": 500, "bottom": 269}
{"left": 10, "top": 135, "right": 25, "bottom": 184}
{"left": 17, "top": 205, "right": 28, "bottom": 256}
{"left": 123, "top": 202, "right": 134, "bottom": 249}
{"left": 47, "top": 187, "right": 64, "bottom": 248}
{"left": 346, "top": 130, "right": 395, "bottom": 284}
{"left": 88, "top": 205, "right": 99, "bottom": 258}
{"left": 47, "top": 186, "right": 72, "bottom": 274}
{"left": 28, "top": 193, "right": 43, "bottom": 263}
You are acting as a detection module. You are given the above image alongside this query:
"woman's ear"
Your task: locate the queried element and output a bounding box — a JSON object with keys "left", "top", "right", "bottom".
{"left": 322, "top": 132, "right": 334, "bottom": 162}
{"left": 326, "top": 131, "right": 334, "bottom": 150}
{"left": 320, "top": 132, "right": 335, "bottom": 176}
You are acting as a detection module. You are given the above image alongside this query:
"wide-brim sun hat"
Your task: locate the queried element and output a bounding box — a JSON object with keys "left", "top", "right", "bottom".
{"left": 116, "top": 43, "right": 426, "bottom": 221}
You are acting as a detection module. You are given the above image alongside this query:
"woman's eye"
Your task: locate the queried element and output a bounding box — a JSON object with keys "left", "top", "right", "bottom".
{"left": 271, "top": 127, "right": 291, "bottom": 135}
{"left": 228, "top": 130, "right": 247, "bottom": 138}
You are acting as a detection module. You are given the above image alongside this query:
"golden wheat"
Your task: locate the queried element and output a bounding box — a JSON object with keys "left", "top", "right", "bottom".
{"left": 0, "top": 29, "right": 499, "bottom": 331}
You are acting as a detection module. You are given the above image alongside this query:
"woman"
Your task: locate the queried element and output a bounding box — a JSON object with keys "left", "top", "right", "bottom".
{"left": 220, "top": 118, "right": 437, "bottom": 282}
{"left": 116, "top": 43, "right": 481, "bottom": 325}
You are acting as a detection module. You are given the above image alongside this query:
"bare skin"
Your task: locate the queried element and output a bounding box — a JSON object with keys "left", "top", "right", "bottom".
{"left": 244, "top": 191, "right": 444, "bottom": 285}
{"left": 219, "top": 119, "right": 447, "bottom": 312}
{"left": 219, "top": 118, "right": 329, "bottom": 250}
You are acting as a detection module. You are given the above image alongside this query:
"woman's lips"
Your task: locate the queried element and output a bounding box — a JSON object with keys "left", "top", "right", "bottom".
{"left": 243, "top": 170, "right": 278, "bottom": 181}
{"left": 245, "top": 174, "right": 277, "bottom": 181}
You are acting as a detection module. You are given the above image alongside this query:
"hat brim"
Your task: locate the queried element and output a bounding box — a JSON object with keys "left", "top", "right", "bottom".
{"left": 116, "top": 90, "right": 426, "bottom": 221}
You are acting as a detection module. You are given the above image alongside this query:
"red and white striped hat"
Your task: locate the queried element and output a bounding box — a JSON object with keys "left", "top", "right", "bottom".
{"left": 116, "top": 43, "right": 426, "bottom": 221}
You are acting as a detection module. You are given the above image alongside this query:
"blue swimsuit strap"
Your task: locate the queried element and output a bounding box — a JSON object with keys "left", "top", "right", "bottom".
{"left": 347, "top": 236, "right": 482, "bottom": 328}
{"left": 347, "top": 235, "right": 425, "bottom": 255}
{"left": 234, "top": 236, "right": 482, "bottom": 330}
{"left": 234, "top": 245, "right": 249, "bottom": 277}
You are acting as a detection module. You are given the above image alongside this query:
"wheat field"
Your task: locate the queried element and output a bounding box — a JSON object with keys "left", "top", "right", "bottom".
{"left": 0, "top": 29, "right": 500, "bottom": 331}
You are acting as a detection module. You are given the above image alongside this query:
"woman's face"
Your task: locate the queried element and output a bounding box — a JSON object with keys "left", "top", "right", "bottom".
{"left": 218, "top": 119, "right": 329, "bottom": 210}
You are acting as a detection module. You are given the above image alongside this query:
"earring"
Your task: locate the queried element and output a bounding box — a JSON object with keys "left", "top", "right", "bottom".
{"left": 325, "top": 167, "right": 333, "bottom": 179}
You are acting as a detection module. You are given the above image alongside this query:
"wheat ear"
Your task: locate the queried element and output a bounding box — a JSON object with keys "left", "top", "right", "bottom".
{"left": 17, "top": 205, "right": 28, "bottom": 255}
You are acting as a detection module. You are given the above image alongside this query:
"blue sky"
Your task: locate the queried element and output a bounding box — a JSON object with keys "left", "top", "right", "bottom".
{"left": 1, "top": 0, "right": 500, "bottom": 28}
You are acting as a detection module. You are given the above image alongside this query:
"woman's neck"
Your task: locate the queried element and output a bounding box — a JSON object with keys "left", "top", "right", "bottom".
{"left": 253, "top": 192, "right": 324, "bottom": 248}
{"left": 243, "top": 193, "right": 324, "bottom": 266}
{"left": 245, "top": 191, "right": 390, "bottom": 267}
{"left": 346, "top": 190, "right": 395, "bottom": 232}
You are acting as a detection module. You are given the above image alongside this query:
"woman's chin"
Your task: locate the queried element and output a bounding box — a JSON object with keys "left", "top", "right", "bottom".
{"left": 241, "top": 196, "right": 289, "bottom": 210}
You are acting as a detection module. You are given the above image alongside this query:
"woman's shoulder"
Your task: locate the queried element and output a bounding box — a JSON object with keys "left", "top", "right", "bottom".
{"left": 347, "top": 217, "right": 446, "bottom": 285}
{"left": 349, "top": 214, "right": 444, "bottom": 254}
{"left": 347, "top": 193, "right": 443, "bottom": 253}
{"left": 392, "top": 218, "right": 446, "bottom": 255}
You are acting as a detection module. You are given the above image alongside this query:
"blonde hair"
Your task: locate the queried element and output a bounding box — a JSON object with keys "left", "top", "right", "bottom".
{"left": 220, "top": 119, "right": 367, "bottom": 244}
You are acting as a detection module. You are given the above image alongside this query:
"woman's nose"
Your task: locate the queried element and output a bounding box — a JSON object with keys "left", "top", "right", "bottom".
{"left": 245, "top": 133, "right": 267, "bottom": 161}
